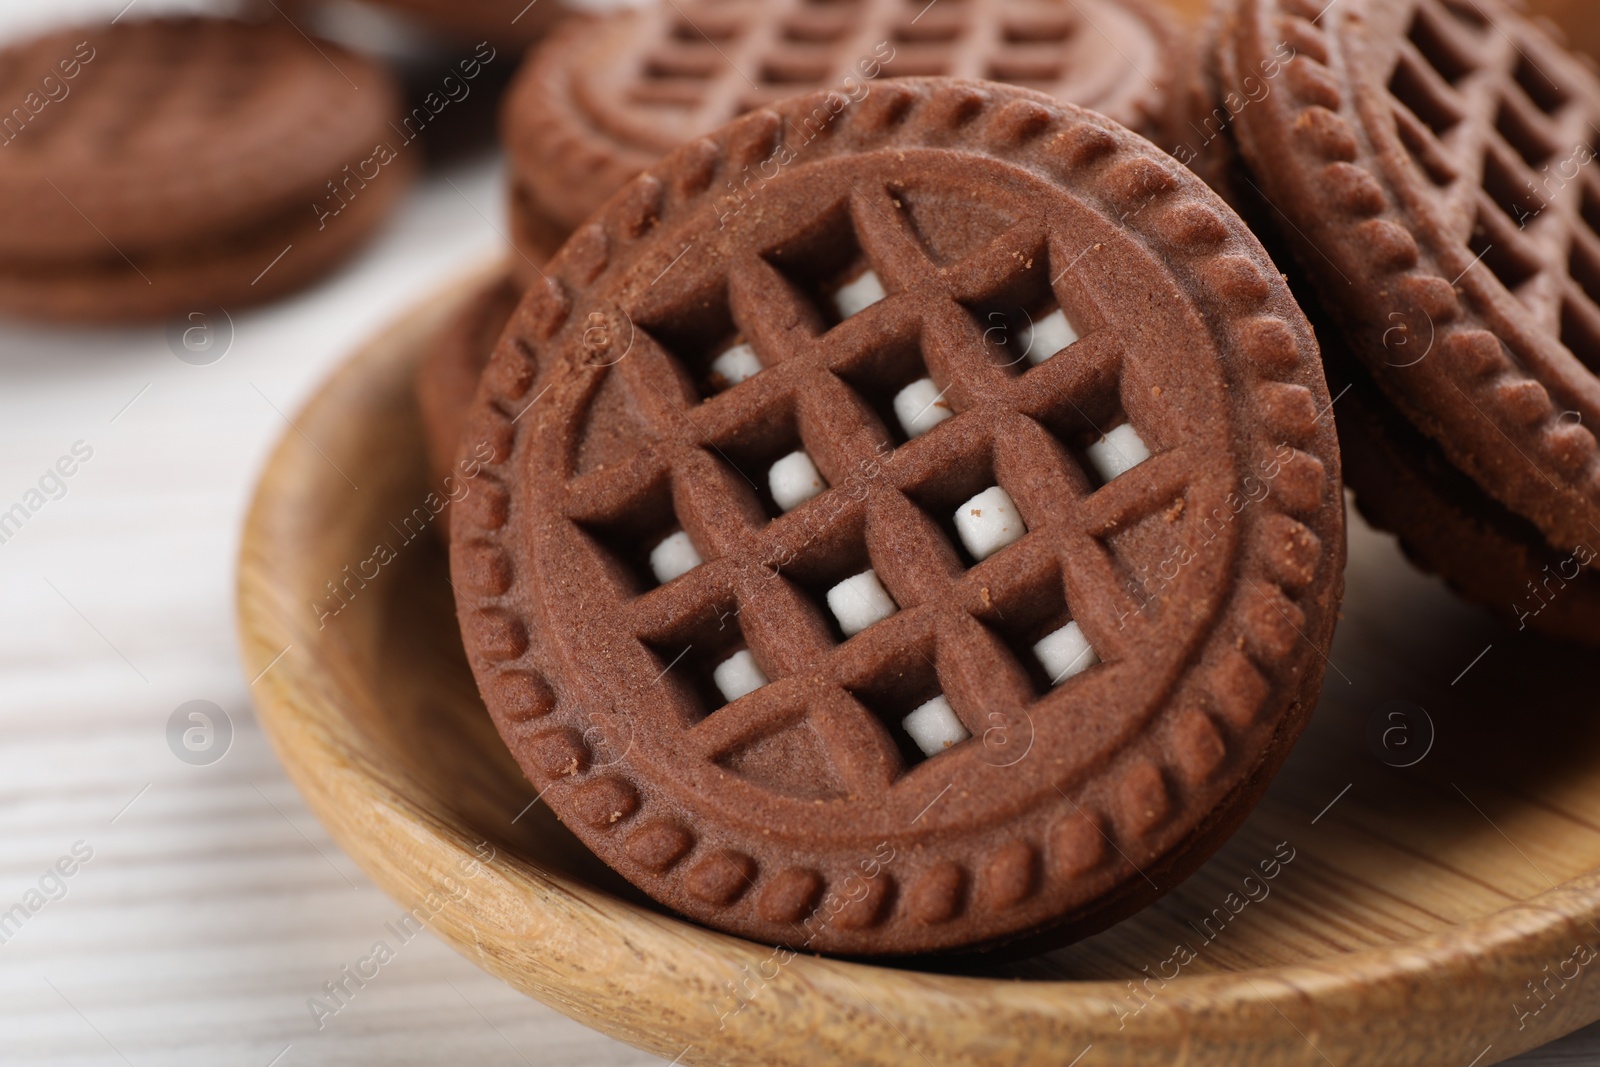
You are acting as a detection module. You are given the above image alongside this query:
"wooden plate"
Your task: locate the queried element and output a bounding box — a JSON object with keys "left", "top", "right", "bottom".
{"left": 238, "top": 268, "right": 1600, "bottom": 1066}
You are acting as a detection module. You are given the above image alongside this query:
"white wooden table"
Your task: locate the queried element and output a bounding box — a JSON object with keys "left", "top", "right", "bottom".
{"left": 1, "top": 3, "right": 1598, "bottom": 1065}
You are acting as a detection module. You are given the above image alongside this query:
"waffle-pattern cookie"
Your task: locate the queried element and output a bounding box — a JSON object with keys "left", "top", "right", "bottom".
{"left": 452, "top": 79, "right": 1345, "bottom": 955}
{"left": 0, "top": 18, "right": 411, "bottom": 321}
{"left": 503, "top": 0, "right": 1184, "bottom": 281}
{"left": 1217, "top": 0, "right": 1600, "bottom": 641}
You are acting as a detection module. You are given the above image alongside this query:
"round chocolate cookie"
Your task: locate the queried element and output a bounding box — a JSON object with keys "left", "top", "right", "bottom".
{"left": 1217, "top": 0, "right": 1600, "bottom": 639}
{"left": 502, "top": 0, "right": 1186, "bottom": 282}
{"left": 452, "top": 79, "right": 1345, "bottom": 955}
{"left": 0, "top": 18, "right": 412, "bottom": 322}
{"left": 418, "top": 266, "right": 525, "bottom": 500}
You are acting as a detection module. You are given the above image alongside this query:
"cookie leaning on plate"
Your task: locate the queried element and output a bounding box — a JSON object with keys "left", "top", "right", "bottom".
{"left": 0, "top": 18, "right": 412, "bottom": 322}
{"left": 501, "top": 0, "right": 1187, "bottom": 283}
{"left": 1217, "top": 0, "right": 1600, "bottom": 641}
{"left": 417, "top": 266, "right": 525, "bottom": 513}
{"left": 451, "top": 78, "right": 1345, "bottom": 955}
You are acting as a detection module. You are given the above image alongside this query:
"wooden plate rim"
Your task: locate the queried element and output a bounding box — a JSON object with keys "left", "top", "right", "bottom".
{"left": 236, "top": 267, "right": 1600, "bottom": 1066}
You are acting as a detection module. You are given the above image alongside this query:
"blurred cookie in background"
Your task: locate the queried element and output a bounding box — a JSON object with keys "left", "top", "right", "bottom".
{"left": 0, "top": 17, "right": 413, "bottom": 323}
{"left": 416, "top": 265, "right": 523, "bottom": 519}
{"left": 1527, "top": 0, "right": 1600, "bottom": 66}
{"left": 501, "top": 0, "right": 1190, "bottom": 283}
{"left": 327, "top": 0, "right": 650, "bottom": 50}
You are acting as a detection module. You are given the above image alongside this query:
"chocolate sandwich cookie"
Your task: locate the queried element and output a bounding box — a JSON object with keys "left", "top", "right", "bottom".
{"left": 502, "top": 0, "right": 1185, "bottom": 283}
{"left": 1216, "top": 0, "right": 1600, "bottom": 641}
{"left": 0, "top": 18, "right": 412, "bottom": 322}
{"left": 451, "top": 79, "right": 1345, "bottom": 954}
{"left": 1336, "top": 353, "right": 1600, "bottom": 638}
{"left": 417, "top": 266, "right": 524, "bottom": 536}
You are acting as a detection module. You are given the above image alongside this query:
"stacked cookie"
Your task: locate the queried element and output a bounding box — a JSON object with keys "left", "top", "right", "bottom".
{"left": 1203, "top": 0, "right": 1600, "bottom": 642}
{"left": 0, "top": 17, "right": 413, "bottom": 322}
{"left": 420, "top": 0, "right": 1194, "bottom": 493}
{"left": 408, "top": 0, "right": 1597, "bottom": 956}
{"left": 503, "top": 0, "right": 1187, "bottom": 274}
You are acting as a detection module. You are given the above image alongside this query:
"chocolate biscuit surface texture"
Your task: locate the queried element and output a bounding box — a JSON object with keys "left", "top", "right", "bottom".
{"left": 503, "top": 0, "right": 1186, "bottom": 269}
{"left": 452, "top": 79, "right": 1345, "bottom": 955}
{"left": 1218, "top": 0, "right": 1600, "bottom": 640}
{"left": 0, "top": 17, "right": 410, "bottom": 321}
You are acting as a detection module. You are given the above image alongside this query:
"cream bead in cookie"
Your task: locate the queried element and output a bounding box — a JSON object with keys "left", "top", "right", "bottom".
{"left": 769, "top": 450, "right": 827, "bottom": 512}
{"left": 901, "top": 695, "right": 970, "bottom": 757}
{"left": 1020, "top": 308, "right": 1078, "bottom": 364}
{"left": 954, "top": 486, "right": 1026, "bottom": 561}
{"left": 713, "top": 650, "right": 768, "bottom": 703}
{"left": 708, "top": 342, "right": 762, "bottom": 390}
{"left": 833, "top": 270, "right": 886, "bottom": 319}
{"left": 893, "top": 377, "right": 952, "bottom": 438}
{"left": 825, "top": 570, "right": 898, "bottom": 636}
{"left": 648, "top": 531, "right": 702, "bottom": 584}
{"left": 1086, "top": 423, "right": 1151, "bottom": 483}
{"left": 1034, "top": 622, "right": 1099, "bottom": 684}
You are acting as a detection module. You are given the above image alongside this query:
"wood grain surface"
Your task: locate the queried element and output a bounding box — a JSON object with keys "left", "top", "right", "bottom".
{"left": 237, "top": 266, "right": 1600, "bottom": 1067}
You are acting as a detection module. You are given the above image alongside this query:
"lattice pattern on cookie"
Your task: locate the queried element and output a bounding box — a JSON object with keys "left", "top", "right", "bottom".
{"left": 620, "top": 0, "right": 1168, "bottom": 127}
{"left": 1376, "top": 0, "right": 1600, "bottom": 374}
{"left": 456, "top": 81, "right": 1343, "bottom": 955}
{"left": 1222, "top": 0, "right": 1600, "bottom": 560}
{"left": 556, "top": 184, "right": 1201, "bottom": 787}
